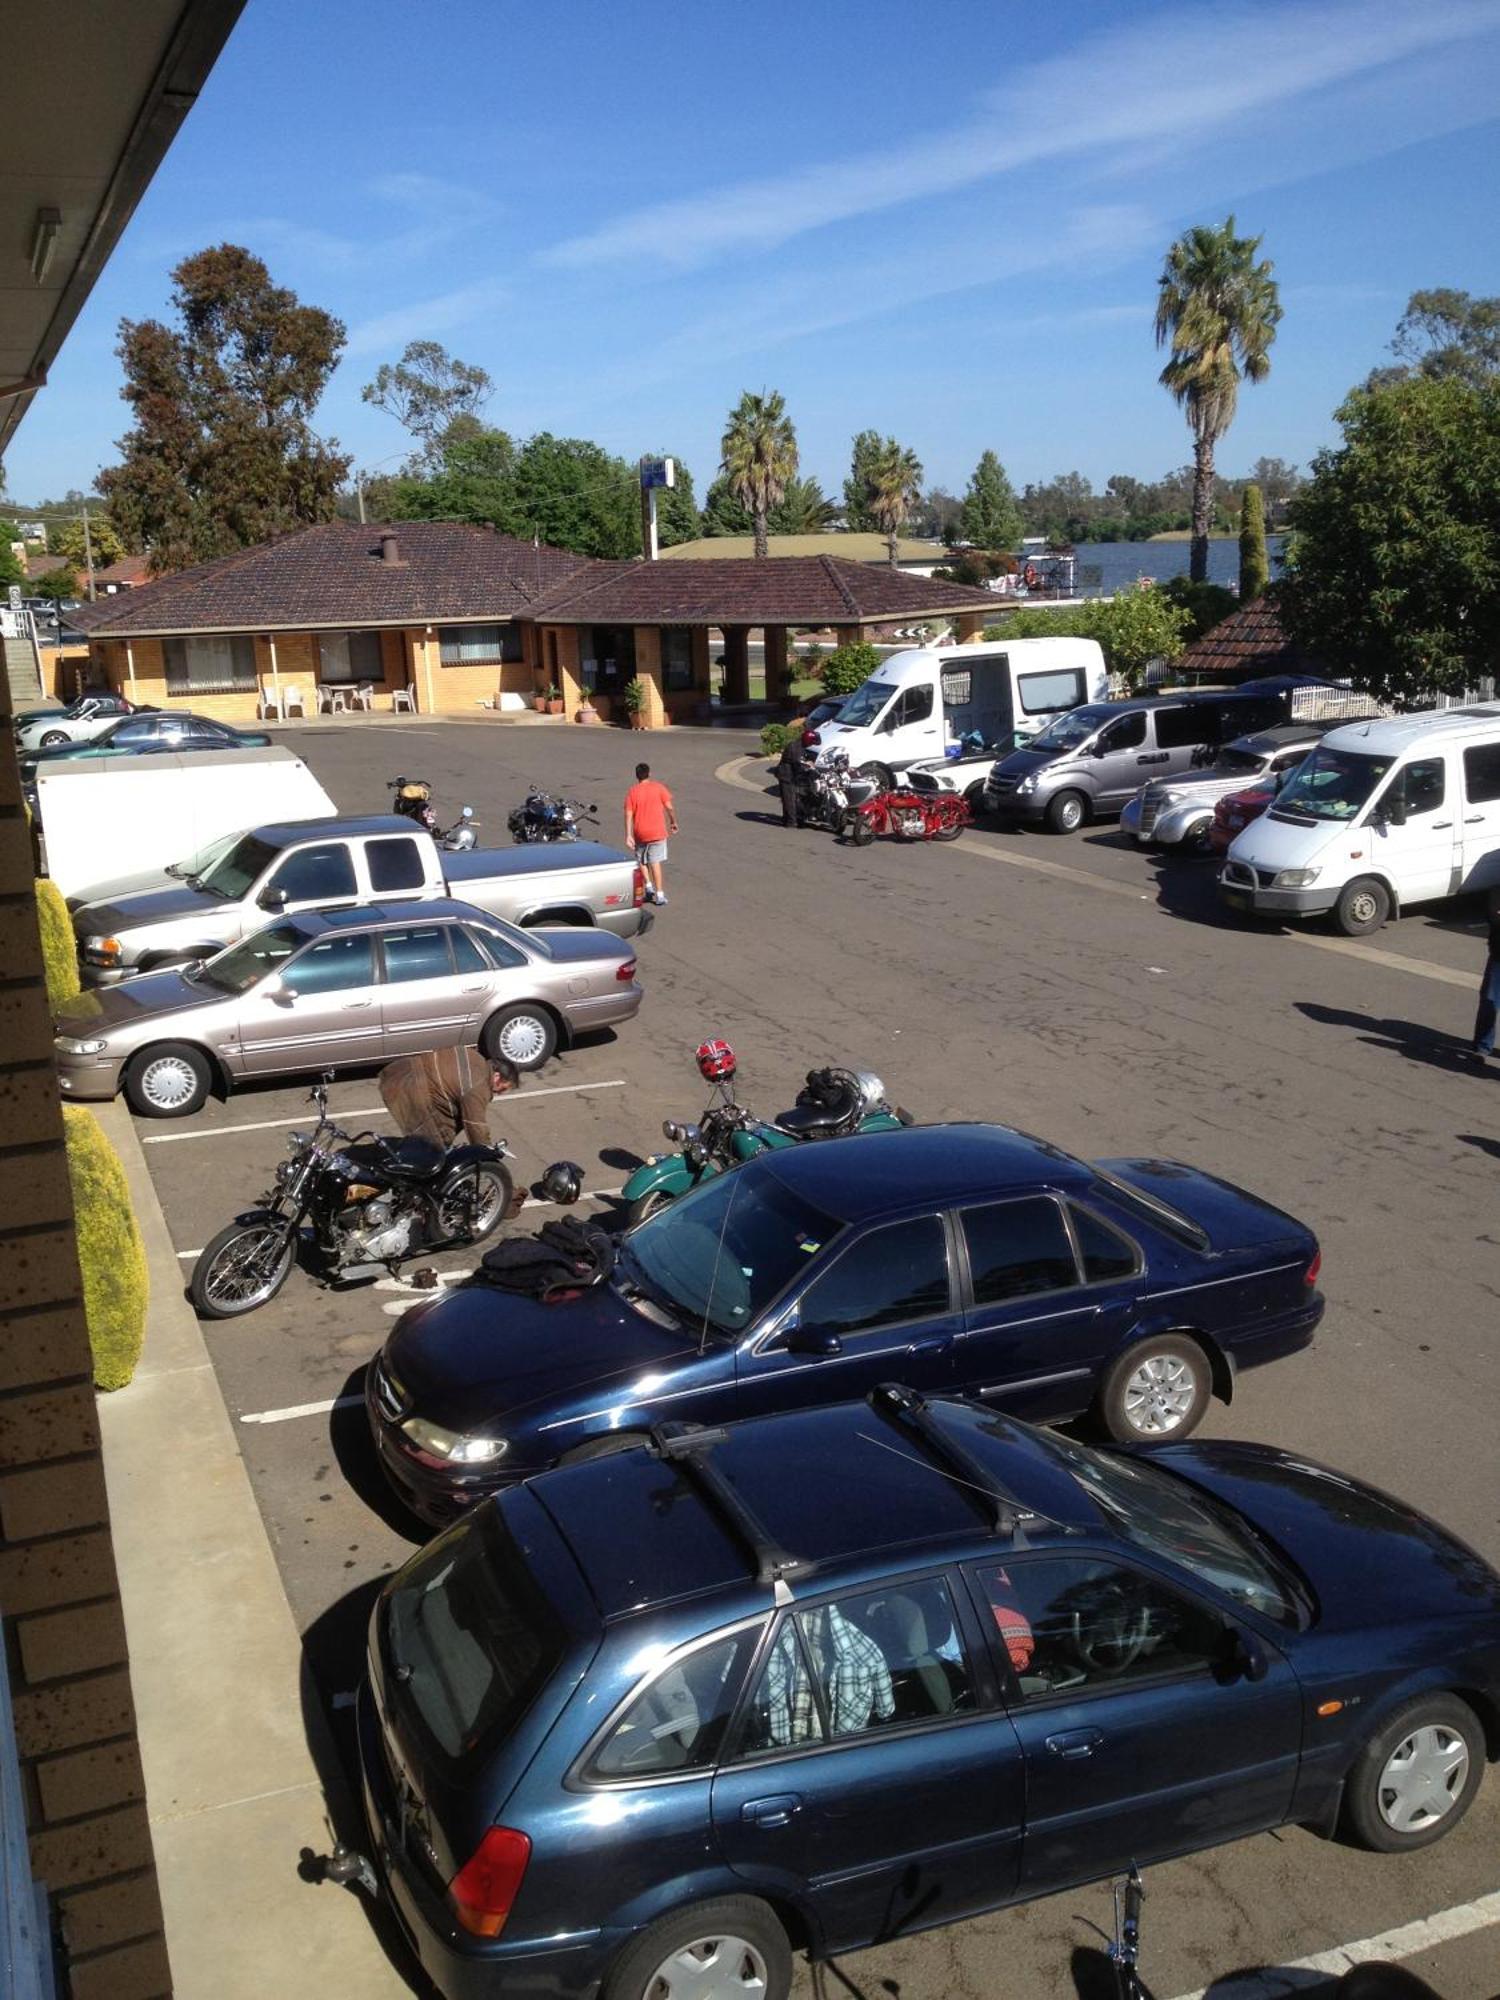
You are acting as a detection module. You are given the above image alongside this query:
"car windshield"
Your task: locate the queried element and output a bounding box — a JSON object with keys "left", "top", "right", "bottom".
{"left": 1273, "top": 747, "right": 1393, "bottom": 823}
{"left": 1029, "top": 704, "right": 1112, "bottom": 752}
{"left": 1215, "top": 746, "right": 1267, "bottom": 778}
{"left": 168, "top": 829, "right": 239, "bottom": 880}
{"left": 836, "top": 679, "right": 898, "bottom": 728}
{"left": 625, "top": 1172, "right": 841, "bottom": 1337}
{"left": 195, "top": 833, "right": 277, "bottom": 898}
{"left": 194, "top": 924, "right": 302, "bottom": 994}
{"left": 1045, "top": 1430, "right": 1305, "bottom": 1627}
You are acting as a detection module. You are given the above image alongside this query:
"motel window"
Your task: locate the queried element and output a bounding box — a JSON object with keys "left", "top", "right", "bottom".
{"left": 163, "top": 635, "right": 258, "bottom": 695}
{"left": 318, "top": 630, "right": 385, "bottom": 684}
{"left": 662, "top": 628, "right": 695, "bottom": 694}
{"left": 438, "top": 623, "right": 524, "bottom": 666}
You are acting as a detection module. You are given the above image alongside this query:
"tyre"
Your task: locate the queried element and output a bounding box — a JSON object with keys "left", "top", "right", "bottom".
{"left": 848, "top": 813, "right": 875, "bottom": 847}
{"left": 1098, "top": 1333, "right": 1212, "bottom": 1441}
{"left": 857, "top": 763, "right": 895, "bottom": 793}
{"left": 39, "top": 729, "right": 69, "bottom": 747}
{"left": 124, "top": 1041, "right": 212, "bottom": 1118}
{"left": 1341, "top": 1695, "right": 1483, "bottom": 1852}
{"left": 190, "top": 1217, "right": 295, "bottom": 1318}
{"left": 1333, "top": 876, "right": 1391, "bottom": 937}
{"left": 481, "top": 1002, "right": 557, "bottom": 1070}
{"left": 601, "top": 1896, "right": 791, "bottom": 2000}
{"left": 1045, "top": 789, "right": 1087, "bottom": 835}
{"left": 435, "top": 1161, "right": 513, "bottom": 1243}
{"left": 964, "top": 782, "right": 988, "bottom": 818}
{"left": 932, "top": 814, "right": 965, "bottom": 843}
{"left": 625, "top": 1186, "right": 675, "bottom": 1228}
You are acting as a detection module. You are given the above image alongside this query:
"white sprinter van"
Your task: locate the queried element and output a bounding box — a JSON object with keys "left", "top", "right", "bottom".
{"left": 1218, "top": 707, "right": 1500, "bottom": 935}
{"left": 810, "top": 637, "right": 1108, "bottom": 788}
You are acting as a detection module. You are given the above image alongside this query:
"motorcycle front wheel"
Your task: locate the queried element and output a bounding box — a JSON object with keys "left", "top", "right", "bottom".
{"left": 435, "top": 1161, "right": 514, "bottom": 1243}
{"left": 847, "top": 813, "right": 876, "bottom": 847}
{"left": 624, "top": 1186, "right": 675, "bottom": 1229}
{"left": 190, "top": 1216, "right": 296, "bottom": 1320}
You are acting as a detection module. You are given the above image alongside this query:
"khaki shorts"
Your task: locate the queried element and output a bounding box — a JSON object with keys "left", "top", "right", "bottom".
{"left": 636, "top": 839, "right": 668, "bottom": 864}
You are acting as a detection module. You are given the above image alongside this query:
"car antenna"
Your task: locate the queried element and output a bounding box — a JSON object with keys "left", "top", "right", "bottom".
{"left": 696, "top": 1168, "right": 741, "bottom": 1357}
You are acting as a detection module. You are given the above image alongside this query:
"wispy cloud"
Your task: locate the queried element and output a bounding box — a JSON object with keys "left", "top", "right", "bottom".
{"left": 543, "top": 0, "right": 1500, "bottom": 270}
{"left": 344, "top": 279, "right": 510, "bottom": 357}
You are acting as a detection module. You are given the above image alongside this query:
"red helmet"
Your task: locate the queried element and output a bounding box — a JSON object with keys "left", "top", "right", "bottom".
{"left": 695, "top": 1038, "right": 737, "bottom": 1082}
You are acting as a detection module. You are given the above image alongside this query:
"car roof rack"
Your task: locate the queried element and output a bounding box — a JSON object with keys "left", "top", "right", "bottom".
{"left": 649, "top": 1421, "right": 804, "bottom": 1589}
{"left": 866, "top": 1382, "right": 1061, "bottom": 1540}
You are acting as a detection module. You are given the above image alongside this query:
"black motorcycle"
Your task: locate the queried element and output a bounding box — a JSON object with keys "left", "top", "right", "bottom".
{"left": 507, "top": 787, "right": 599, "bottom": 843}
{"left": 388, "top": 775, "right": 479, "bottom": 851}
{"left": 795, "top": 749, "right": 879, "bottom": 834}
{"left": 188, "top": 1078, "right": 514, "bottom": 1319}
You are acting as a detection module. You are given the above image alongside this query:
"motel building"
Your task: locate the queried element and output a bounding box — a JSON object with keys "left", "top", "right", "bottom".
{"left": 68, "top": 519, "right": 1005, "bottom": 725}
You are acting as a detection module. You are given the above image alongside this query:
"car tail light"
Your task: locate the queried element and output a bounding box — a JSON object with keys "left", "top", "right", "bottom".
{"left": 1304, "top": 1249, "right": 1321, "bottom": 1287}
{"left": 631, "top": 865, "right": 646, "bottom": 907}
{"left": 449, "top": 1826, "right": 531, "bottom": 1939}
{"left": 615, "top": 958, "right": 637, "bottom": 982}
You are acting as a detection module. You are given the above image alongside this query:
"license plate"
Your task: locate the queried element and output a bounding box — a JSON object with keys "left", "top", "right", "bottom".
{"left": 1221, "top": 887, "right": 1251, "bottom": 910}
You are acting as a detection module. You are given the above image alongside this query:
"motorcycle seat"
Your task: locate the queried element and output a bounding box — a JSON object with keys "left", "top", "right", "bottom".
{"left": 775, "top": 1090, "right": 859, "bottom": 1138}
{"left": 345, "top": 1136, "right": 447, "bottom": 1180}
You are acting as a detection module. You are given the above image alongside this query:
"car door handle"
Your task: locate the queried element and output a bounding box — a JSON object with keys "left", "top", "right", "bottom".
{"left": 342, "top": 999, "right": 374, "bottom": 1010}
{"left": 461, "top": 983, "right": 489, "bottom": 992}
{"left": 740, "top": 1793, "right": 802, "bottom": 1827}
{"left": 1045, "top": 1728, "right": 1103, "bottom": 1760}
{"left": 1465, "top": 815, "right": 1485, "bottom": 824}
{"left": 907, "top": 1335, "right": 953, "bottom": 1358}
{"left": 1432, "top": 821, "right": 1453, "bottom": 829}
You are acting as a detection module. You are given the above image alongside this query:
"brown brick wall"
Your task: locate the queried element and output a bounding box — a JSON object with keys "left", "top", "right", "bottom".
{"left": 0, "top": 671, "right": 171, "bottom": 1994}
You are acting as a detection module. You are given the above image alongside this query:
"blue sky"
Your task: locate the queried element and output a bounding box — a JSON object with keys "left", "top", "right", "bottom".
{"left": 8, "top": 0, "right": 1500, "bottom": 506}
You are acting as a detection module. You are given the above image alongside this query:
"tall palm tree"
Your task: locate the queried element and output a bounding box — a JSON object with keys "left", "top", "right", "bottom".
{"left": 1155, "top": 216, "right": 1281, "bottom": 582}
{"left": 867, "top": 438, "right": 924, "bottom": 566}
{"left": 773, "top": 474, "right": 840, "bottom": 535}
{"left": 720, "top": 390, "right": 798, "bottom": 558}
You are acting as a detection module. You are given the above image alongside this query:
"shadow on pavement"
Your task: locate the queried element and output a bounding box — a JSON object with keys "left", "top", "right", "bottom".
{"left": 1295, "top": 1001, "right": 1492, "bottom": 1077}
{"left": 1458, "top": 1131, "right": 1500, "bottom": 1159}
{"left": 330, "top": 1364, "right": 432, "bottom": 1546}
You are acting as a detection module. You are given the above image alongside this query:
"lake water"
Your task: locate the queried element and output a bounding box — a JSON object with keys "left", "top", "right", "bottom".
{"left": 1063, "top": 536, "right": 1286, "bottom": 597}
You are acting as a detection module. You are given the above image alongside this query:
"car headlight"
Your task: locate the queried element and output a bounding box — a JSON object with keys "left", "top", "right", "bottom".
{"left": 84, "top": 936, "right": 121, "bottom": 962}
{"left": 399, "top": 1415, "right": 508, "bottom": 1465}
{"left": 1015, "top": 775, "right": 1037, "bottom": 794}
{"left": 1273, "top": 868, "right": 1320, "bottom": 888}
{"left": 54, "top": 1035, "right": 109, "bottom": 1055}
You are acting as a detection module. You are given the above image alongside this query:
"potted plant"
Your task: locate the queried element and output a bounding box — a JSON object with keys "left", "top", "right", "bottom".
{"left": 532, "top": 685, "right": 549, "bottom": 712}
{"left": 574, "top": 693, "right": 600, "bottom": 725}
{"left": 544, "top": 682, "right": 565, "bottom": 716}
{"left": 622, "top": 677, "right": 649, "bottom": 730}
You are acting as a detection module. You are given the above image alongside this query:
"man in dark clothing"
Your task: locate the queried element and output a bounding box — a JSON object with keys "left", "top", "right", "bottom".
{"left": 1471, "top": 890, "right": 1500, "bottom": 1057}
{"left": 379, "top": 1045, "right": 519, "bottom": 1147}
{"left": 776, "top": 730, "right": 814, "bottom": 828}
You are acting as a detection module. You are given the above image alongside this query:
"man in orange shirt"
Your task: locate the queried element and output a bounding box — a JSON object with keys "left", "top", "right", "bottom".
{"left": 623, "top": 762, "right": 678, "bottom": 907}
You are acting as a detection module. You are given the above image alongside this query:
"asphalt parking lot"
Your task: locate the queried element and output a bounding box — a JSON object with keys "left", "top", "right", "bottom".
{"left": 131, "top": 716, "right": 1500, "bottom": 2000}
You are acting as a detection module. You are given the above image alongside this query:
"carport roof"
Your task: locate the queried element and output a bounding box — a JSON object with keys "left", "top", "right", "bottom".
{"left": 527, "top": 553, "right": 1002, "bottom": 627}
{"left": 1176, "top": 595, "right": 1322, "bottom": 681}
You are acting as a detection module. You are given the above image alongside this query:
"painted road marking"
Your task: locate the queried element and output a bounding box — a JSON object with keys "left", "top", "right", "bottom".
{"left": 240, "top": 1395, "right": 362, "bottom": 1426}
{"left": 713, "top": 755, "right": 1480, "bottom": 992}
{"left": 1166, "top": 1887, "right": 1500, "bottom": 2000}
{"left": 141, "top": 1077, "right": 628, "bottom": 1143}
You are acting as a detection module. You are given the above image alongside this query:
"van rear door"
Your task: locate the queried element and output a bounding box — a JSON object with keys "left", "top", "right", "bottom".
{"left": 1458, "top": 738, "right": 1500, "bottom": 893}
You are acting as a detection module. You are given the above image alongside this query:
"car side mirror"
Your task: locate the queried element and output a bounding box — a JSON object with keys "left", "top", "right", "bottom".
{"left": 257, "top": 885, "right": 287, "bottom": 911}
{"left": 1381, "top": 793, "right": 1407, "bottom": 828}
{"left": 785, "top": 1325, "right": 843, "bottom": 1358}
{"left": 262, "top": 976, "right": 289, "bottom": 1001}
{"left": 1229, "top": 1628, "right": 1268, "bottom": 1682}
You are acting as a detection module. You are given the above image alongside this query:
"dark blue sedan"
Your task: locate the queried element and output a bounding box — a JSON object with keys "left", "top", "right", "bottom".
{"left": 369, "top": 1124, "right": 1323, "bottom": 1524}
{"left": 354, "top": 1390, "right": 1499, "bottom": 2000}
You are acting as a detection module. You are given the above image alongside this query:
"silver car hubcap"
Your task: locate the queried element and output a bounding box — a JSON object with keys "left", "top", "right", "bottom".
{"left": 1377, "top": 1725, "right": 1469, "bottom": 1832}
{"left": 642, "top": 1934, "right": 768, "bottom": 2000}
{"left": 141, "top": 1054, "right": 199, "bottom": 1110}
{"left": 1122, "top": 1353, "right": 1197, "bottom": 1434}
{"left": 497, "top": 1014, "right": 548, "bottom": 1065}
{"left": 1059, "top": 799, "right": 1082, "bottom": 829}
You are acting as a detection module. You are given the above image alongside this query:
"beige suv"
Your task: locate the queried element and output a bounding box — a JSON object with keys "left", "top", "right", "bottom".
{"left": 54, "top": 899, "right": 641, "bottom": 1118}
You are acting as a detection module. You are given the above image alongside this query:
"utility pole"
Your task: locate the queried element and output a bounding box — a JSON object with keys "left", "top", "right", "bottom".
{"left": 638, "top": 457, "right": 674, "bottom": 562}
{"left": 356, "top": 475, "right": 366, "bottom": 525}
{"left": 81, "top": 503, "right": 96, "bottom": 600}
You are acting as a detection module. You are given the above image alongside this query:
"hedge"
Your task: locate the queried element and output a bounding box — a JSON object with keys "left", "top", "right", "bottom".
{"left": 62, "top": 1106, "right": 149, "bottom": 1391}
{"left": 760, "top": 721, "right": 795, "bottom": 758}
{"left": 36, "top": 877, "right": 80, "bottom": 1009}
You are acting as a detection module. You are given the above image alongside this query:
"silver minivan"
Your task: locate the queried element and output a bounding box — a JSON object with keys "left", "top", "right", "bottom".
{"left": 984, "top": 688, "right": 1291, "bottom": 833}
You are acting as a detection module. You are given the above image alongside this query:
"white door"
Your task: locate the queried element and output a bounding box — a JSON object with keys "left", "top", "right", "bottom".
{"left": 883, "top": 683, "right": 943, "bottom": 767}
{"left": 1458, "top": 742, "right": 1500, "bottom": 893}
{"left": 1367, "top": 753, "right": 1459, "bottom": 906}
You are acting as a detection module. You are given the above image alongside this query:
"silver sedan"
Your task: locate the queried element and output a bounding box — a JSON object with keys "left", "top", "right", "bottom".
{"left": 54, "top": 898, "right": 642, "bottom": 1118}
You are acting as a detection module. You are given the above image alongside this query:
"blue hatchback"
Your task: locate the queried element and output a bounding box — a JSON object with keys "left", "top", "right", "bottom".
{"left": 355, "top": 1388, "right": 1500, "bottom": 2000}
{"left": 368, "top": 1124, "right": 1323, "bottom": 1524}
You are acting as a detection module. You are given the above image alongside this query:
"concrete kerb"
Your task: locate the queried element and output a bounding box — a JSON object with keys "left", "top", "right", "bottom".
{"left": 92, "top": 1098, "right": 408, "bottom": 1999}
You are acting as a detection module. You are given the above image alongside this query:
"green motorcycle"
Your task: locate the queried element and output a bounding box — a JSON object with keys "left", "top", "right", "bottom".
{"left": 620, "top": 1042, "right": 913, "bottom": 1227}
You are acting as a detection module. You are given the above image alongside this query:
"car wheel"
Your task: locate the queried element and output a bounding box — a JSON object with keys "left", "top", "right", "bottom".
{"left": 1342, "top": 1695, "right": 1484, "bottom": 1852}
{"left": 1045, "top": 789, "right": 1087, "bottom": 835}
{"left": 601, "top": 1895, "right": 791, "bottom": 2000}
{"left": 190, "top": 1218, "right": 295, "bottom": 1319}
{"left": 857, "top": 763, "right": 895, "bottom": 794}
{"left": 435, "top": 1161, "right": 514, "bottom": 1243}
{"left": 39, "top": 729, "right": 68, "bottom": 747}
{"left": 625, "top": 1187, "right": 675, "bottom": 1228}
{"left": 1333, "top": 876, "right": 1391, "bottom": 937}
{"left": 124, "top": 1041, "right": 212, "bottom": 1118}
{"left": 964, "top": 782, "right": 988, "bottom": 818}
{"left": 481, "top": 1003, "right": 557, "bottom": 1070}
{"left": 1098, "top": 1334, "right": 1211, "bottom": 1441}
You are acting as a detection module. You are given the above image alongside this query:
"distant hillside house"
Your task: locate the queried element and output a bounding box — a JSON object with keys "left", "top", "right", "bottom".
{"left": 664, "top": 533, "right": 949, "bottom": 577}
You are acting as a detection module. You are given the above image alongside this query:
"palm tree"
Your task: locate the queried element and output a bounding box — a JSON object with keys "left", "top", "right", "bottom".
{"left": 773, "top": 474, "right": 839, "bottom": 535}
{"left": 720, "top": 391, "right": 798, "bottom": 558}
{"left": 867, "top": 438, "right": 924, "bottom": 566}
{"left": 1155, "top": 216, "right": 1281, "bottom": 582}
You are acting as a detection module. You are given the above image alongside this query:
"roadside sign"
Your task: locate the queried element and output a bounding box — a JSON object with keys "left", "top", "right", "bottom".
{"left": 639, "top": 457, "right": 676, "bottom": 490}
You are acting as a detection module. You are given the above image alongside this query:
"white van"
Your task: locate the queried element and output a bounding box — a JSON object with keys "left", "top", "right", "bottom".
{"left": 36, "top": 745, "right": 336, "bottom": 901}
{"left": 1219, "top": 707, "right": 1500, "bottom": 935}
{"left": 811, "top": 637, "right": 1108, "bottom": 786}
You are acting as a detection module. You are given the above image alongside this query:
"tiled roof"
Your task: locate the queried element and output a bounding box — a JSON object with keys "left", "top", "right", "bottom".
{"left": 91, "top": 554, "right": 152, "bottom": 586}
{"left": 528, "top": 554, "right": 1001, "bottom": 625}
{"left": 68, "top": 520, "right": 601, "bottom": 637}
{"left": 661, "top": 533, "right": 947, "bottom": 565}
{"left": 1176, "top": 595, "right": 1321, "bottom": 679}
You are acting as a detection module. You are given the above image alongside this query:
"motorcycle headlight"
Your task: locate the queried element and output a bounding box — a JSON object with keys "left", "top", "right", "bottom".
{"left": 400, "top": 1416, "right": 508, "bottom": 1466}
{"left": 1273, "top": 867, "right": 1320, "bottom": 888}
{"left": 663, "top": 1120, "right": 700, "bottom": 1145}
{"left": 54, "top": 1035, "right": 108, "bottom": 1055}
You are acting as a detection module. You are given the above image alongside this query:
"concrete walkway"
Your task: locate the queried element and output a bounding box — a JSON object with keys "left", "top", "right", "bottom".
{"left": 93, "top": 1100, "right": 409, "bottom": 1999}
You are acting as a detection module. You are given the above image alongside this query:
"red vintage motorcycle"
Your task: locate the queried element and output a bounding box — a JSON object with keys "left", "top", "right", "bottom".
{"left": 846, "top": 787, "right": 971, "bottom": 844}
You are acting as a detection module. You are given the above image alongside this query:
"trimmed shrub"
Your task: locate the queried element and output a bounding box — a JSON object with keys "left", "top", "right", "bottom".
{"left": 820, "top": 641, "right": 882, "bottom": 697}
{"left": 1238, "top": 482, "right": 1269, "bottom": 601}
{"left": 62, "top": 1106, "right": 149, "bottom": 1391}
{"left": 760, "top": 721, "right": 795, "bottom": 758}
{"left": 36, "top": 878, "right": 80, "bottom": 1009}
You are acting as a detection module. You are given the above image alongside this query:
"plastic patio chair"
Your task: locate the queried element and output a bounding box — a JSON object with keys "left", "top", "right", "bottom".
{"left": 391, "top": 682, "right": 417, "bottom": 714}
{"left": 281, "top": 685, "right": 307, "bottom": 718}
{"left": 353, "top": 683, "right": 375, "bottom": 711}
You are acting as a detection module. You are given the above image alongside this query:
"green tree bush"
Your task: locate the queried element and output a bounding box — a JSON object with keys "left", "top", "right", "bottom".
{"left": 960, "top": 450, "right": 1023, "bottom": 551}
{"left": 62, "top": 1106, "right": 149, "bottom": 1391}
{"left": 1158, "top": 576, "right": 1238, "bottom": 642}
{"left": 35, "top": 879, "right": 80, "bottom": 1008}
{"left": 760, "top": 721, "right": 795, "bottom": 758}
{"left": 820, "top": 641, "right": 882, "bottom": 697}
{"left": 1238, "top": 482, "right": 1269, "bottom": 599}
{"left": 982, "top": 588, "right": 1189, "bottom": 686}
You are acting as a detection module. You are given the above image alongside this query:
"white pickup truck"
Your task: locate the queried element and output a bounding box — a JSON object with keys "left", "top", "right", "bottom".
{"left": 71, "top": 813, "right": 649, "bottom": 985}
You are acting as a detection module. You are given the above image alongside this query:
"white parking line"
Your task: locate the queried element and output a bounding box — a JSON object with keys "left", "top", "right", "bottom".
{"left": 141, "top": 1077, "right": 628, "bottom": 1144}
{"left": 1165, "top": 1888, "right": 1500, "bottom": 2000}
{"left": 239, "top": 1394, "right": 363, "bottom": 1426}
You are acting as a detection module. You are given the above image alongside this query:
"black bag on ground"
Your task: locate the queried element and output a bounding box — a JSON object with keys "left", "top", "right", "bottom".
{"left": 477, "top": 1215, "right": 615, "bottom": 1300}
